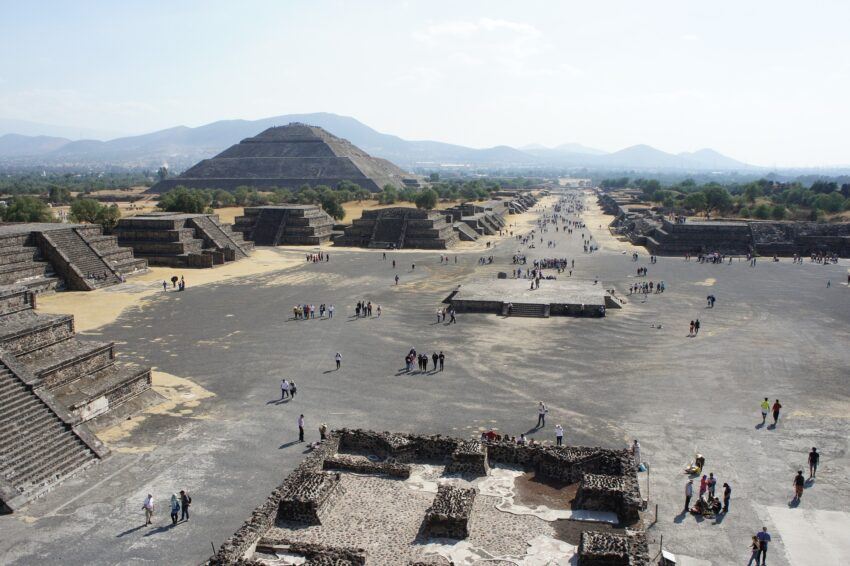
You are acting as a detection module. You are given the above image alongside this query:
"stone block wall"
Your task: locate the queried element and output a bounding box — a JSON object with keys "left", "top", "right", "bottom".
{"left": 574, "top": 474, "right": 642, "bottom": 524}
{"left": 276, "top": 470, "right": 343, "bottom": 525}
{"left": 424, "top": 485, "right": 476, "bottom": 539}
{"left": 322, "top": 454, "right": 411, "bottom": 479}
{"left": 578, "top": 531, "right": 650, "bottom": 566}
{"left": 446, "top": 440, "right": 489, "bottom": 476}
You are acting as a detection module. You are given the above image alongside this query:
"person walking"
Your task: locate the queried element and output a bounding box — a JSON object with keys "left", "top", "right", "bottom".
{"left": 722, "top": 482, "right": 731, "bottom": 513}
{"left": 319, "top": 422, "right": 328, "bottom": 441}
{"left": 142, "top": 494, "right": 154, "bottom": 526}
{"left": 289, "top": 381, "right": 297, "bottom": 398}
{"left": 170, "top": 494, "right": 180, "bottom": 526}
{"left": 536, "top": 402, "right": 548, "bottom": 428}
{"left": 760, "top": 398, "right": 770, "bottom": 425}
{"left": 180, "top": 490, "right": 191, "bottom": 521}
{"left": 772, "top": 399, "right": 782, "bottom": 425}
{"left": 793, "top": 470, "right": 805, "bottom": 502}
{"left": 756, "top": 527, "right": 771, "bottom": 565}
{"left": 694, "top": 318, "right": 701, "bottom": 336}
{"left": 298, "top": 414, "right": 305, "bottom": 442}
{"left": 394, "top": 274, "right": 399, "bottom": 285}
{"left": 631, "top": 439, "right": 642, "bottom": 467}
{"left": 335, "top": 352, "right": 341, "bottom": 370}
{"left": 555, "top": 424, "right": 564, "bottom": 446}
{"left": 438, "top": 351, "right": 445, "bottom": 371}
{"left": 684, "top": 480, "right": 693, "bottom": 512}
{"left": 280, "top": 379, "right": 289, "bottom": 400}
{"left": 746, "top": 535, "right": 761, "bottom": 566}
{"left": 688, "top": 320, "right": 695, "bottom": 337}
{"left": 808, "top": 447, "right": 819, "bottom": 478}
{"left": 432, "top": 352, "right": 438, "bottom": 371}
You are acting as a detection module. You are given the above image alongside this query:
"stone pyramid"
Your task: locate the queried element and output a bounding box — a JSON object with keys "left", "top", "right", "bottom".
{"left": 147, "top": 123, "right": 414, "bottom": 193}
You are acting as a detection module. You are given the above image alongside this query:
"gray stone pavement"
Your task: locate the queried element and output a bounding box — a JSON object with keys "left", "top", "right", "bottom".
{"left": 1, "top": 196, "right": 849, "bottom": 565}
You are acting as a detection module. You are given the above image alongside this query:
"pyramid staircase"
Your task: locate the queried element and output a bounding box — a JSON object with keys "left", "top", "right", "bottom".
{"left": 503, "top": 303, "right": 550, "bottom": 318}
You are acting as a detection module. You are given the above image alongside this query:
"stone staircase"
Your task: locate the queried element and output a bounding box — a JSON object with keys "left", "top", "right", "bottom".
{"left": 0, "top": 232, "right": 60, "bottom": 294}
{"left": 251, "top": 208, "right": 290, "bottom": 246}
{"left": 504, "top": 303, "right": 549, "bottom": 318}
{"left": 0, "top": 357, "right": 98, "bottom": 510}
{"left": 38, "top": 229, "right": 122, "bottom": 290}
{"left": 189, "top": 215, "right": 251, "bottom": 258}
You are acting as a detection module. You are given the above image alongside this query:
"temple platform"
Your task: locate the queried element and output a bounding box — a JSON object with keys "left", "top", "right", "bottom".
{"left": 446, "top": 279, "right": 620, "bottom": 317}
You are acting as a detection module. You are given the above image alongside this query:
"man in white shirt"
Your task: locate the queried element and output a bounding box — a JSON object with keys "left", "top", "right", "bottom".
{"left": 298, "top": 414, "right": 305, "bottom": 442}
{"left": 142, "top": 494, "right": 154, "bottom": 525}
{"left": 280, "top": 379, "right": 290, "bottom": 400}
{"left": 555, "top": 424, "right": 564, "bottom": 446}
{"left": 537, "top": 402, "right": 548, "bottom": 428}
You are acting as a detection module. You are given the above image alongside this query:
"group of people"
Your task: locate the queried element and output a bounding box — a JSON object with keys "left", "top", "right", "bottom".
{"left": 404, "top": 348, "right": 445, "bottom": 372}
{"left": 435, "top": 307, "right": 457, "bottom": 324}
{"left": 141, "top": 491, "right": 192, "bottom": 527}
{"left": 355, "top": 301, "right": 380, "bottom": 318}
{"left": 162, "top": 275, "right": 186, "bottom": 292}
{"left": 305, "top": 252, "right": 330, "bottom": 262}
{"left": 292, "top": 303, "right": 334, "bottom": 320}
{"left": 759, "top": 398, "right": 782, "bottom": 426}
{"left": 687, "top": 318, "right": 701, "bottom": 337}
{"left": 629, "top": 281, "right": 665, "bottom": 294}
{"left": 279, "top": 378, "right": 298, "bottom": 400}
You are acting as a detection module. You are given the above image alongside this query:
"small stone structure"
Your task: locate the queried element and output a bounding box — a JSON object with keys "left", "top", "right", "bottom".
{"left": 207, "top": 429, "right": 646, "bottom": 565}
{"left": 114, "top": 212, "right": 253, "bottom": 268}
{"left": 0, "top": 223, "right": 147, "bottom": 293}
{"left": 233, "top": 205, "right": 334, "bottom": 246}
{"left": 335, "top": 207, "right": 458, "bottom": 249}
{"left": 0, "top": 288, "right": 151, "bottom": 512}
{"left": 445, "top": 440, "right": 489, "bottom": 476}
{"left": 276, "top": 470, "right": 344, "bottom": 525}
{"left": 423, "top": 484, "right": 476, "bottom": 538}
{"left": 578, "top": 530, "right": 650, "bottom": 566}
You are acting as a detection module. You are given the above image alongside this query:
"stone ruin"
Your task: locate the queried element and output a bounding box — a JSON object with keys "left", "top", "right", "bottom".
{"left": 423, "top": 484, "right": 476, "bottom": 539}
{"left": 206, "top": 429, "right": 647, "bottom": 565}
{"left": 114, "top": 212, "right": 253, "bottom": 268}
{"left": 578, "top": 530, "right": 649, "bottom": 566}
{"left": 233, "top": 205, "right": 335, "bottom": 246}
{"left": 334, "top": 207, "right": 459, "bottom": 249}
{"left": 599, "top": 190, "right": 850, "bottom": 257}
{"left": 147, "top": 123, "right": 417, "bottom": 194}
{"left": 0, "top": 288, "right": 152, "bottom": 512}
{"left": 0, "top": 223, "right": 147, "bottom": 293}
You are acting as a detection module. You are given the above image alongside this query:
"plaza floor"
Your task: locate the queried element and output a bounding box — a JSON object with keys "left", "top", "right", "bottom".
{"left": 0, "top": 193, "right": 848, "bottom": 565}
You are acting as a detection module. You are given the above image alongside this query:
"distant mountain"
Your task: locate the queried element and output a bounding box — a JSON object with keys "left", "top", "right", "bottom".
{"left": 0, "top": 112, "right": 756, "bottom": 172}
{"left": 0, "top": 118, "right": 125, "bottom": 141}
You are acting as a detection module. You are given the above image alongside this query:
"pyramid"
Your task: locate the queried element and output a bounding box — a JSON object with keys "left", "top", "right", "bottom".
{"left": 147, "top": 123, "right": 415, "bottom": 193}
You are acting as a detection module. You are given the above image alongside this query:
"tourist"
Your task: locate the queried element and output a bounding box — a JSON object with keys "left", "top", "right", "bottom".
{"left": 518, "top": 433, "right": 527, "bottom": 445}
{"left": 280, "top": 379, "right": 290, "bottom": 400}
{"left": 169, "top": 494, "right": 179, "bottom": 525}
{"left": 290, "top": 381, "right": 297, "bottom": 398}
{"left": 329, "top": 304, "right": 335, "bottom": 318}
{"left": 335, "top": 352, "right": 342, "bottom": 370}
{"left": 699, "top": 474, "right": 708, "bottom": 499}
{"left": 376, "top": 305, "right": 382, "bottom": 318}
{"left": 319, "top": 423, "right": 328, "bottom": 440}
{"left": 555, "top": 424, "right": 564, "bottom": 446}
{"left": 688, "top": 320, "right": 695, "bottom": 337}
{"left": 395, "top": 274, "right": 399, "bottom": 285}
{"left": 694, "top": 318, "right": 701, "bottom": 336}
{"left": 772, "top": 399, "right": 782, "bottom": 425}
{"left": 631, "top": 440, "right": 642, "bottom": 467}
{"left": 439, "top": 351, "right": 445, "bottom": 371}
{"left": 760, "top": 398, "right": 770, "bottom": 425}
{"left": 298, "top": 414, "right": 305, "bottom": 442}
{"left": 684, "top": 480, "right": 693, "bottom": 512}
{"left": 180, "top": 490, "right": 191, "bottom": 521}
{"left": 432, "top": 352, "right": 438, "bottom": 371}
{"left": 746, "top": 535, "right": 760, "bottom": 566}
{"left": 756, "top": 527, "right": 771, "bottom": 565}
{"left": 449, "top": 309, "right": 456, "bottom": 324}
{"left": 809, "top": 447, "right": 819, "bottom": 478}
{"left": 722, "top": 482, "right": 731, "bottom": 513}
{"left": 142, "top": 493, "right": 154, "bottom": 525}
{"left": 536, "top": 402, "right": 548, "bottom": 428}
{"left": 792, "top": 470, "right": 805, "bottom": 502}
{"left": 392, "top": 259, "right": 396, "bottom": 268}
{"left": 707, "top": 472, "right": 716, "bottom": 497}
{"left": 162, "top": 280, "right": 168, "bottom": 292}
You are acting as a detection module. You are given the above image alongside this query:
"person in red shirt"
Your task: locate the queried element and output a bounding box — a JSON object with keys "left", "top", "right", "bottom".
{"left": 772, "top": 400, "right": 782, "bottom": 426}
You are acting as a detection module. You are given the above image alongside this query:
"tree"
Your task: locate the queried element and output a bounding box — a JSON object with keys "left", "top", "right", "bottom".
{"left": 414, "top": 188, "right": 438, "bottom": 210}
{"left": 810, "top": 180, "right": 838, "bottom": 194}
{"left": 319, "top": 193, "right": 345, "bottom": 220}
{"left": 49, "top": 186, "right": 71, "bottom": 204}
{"left": 158, "top": 186, "right": 212, "bottom": 213}
{"left": 753, "top": 203, "right": 771, "bottom": 219}
{"left": 739, "top": 207, "right": 751, "bottom": 218}
{"left": 683, "top": 192, "right": 707, "bottom": 212}
{"left": 298, "top": 188, "right": 318, "bottom": 204}
{"left": 742, "top": 183, "right": 763, "bottom": 202}
{"left": 156, "top": 166, "right": 169, "bottom": 181}
{"left": 271, "top": 188, "right": 293, "bottom": 204}
{"left": 1, "top": 196, "right": 53, "bottom": 222}
{"left": 770, "top": 204, "right": 786, "bottom": 220}
{"left": 233, "top": 186, "right": 251, "bottom": 206}
{"left": 703, "top": 186, "right": 733, "bottom": 213}
{"left": 378, "top": 185, "right": 398, "bottom": 204}
{"left": 212, "top": 189, "right": 235, "bottom": 208}
{"left": 96, "top": 203, "right": 121, "bottom": 230}
{"left": 429, "top": 172, "right": 440, "bottom": 182}
{"left": 70, "top": 198, "right": 102, "bottom": 223}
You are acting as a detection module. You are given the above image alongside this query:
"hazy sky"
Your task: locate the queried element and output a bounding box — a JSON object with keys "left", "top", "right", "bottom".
{"left": 2, "top": 0, "right": 849, "bottom": 166}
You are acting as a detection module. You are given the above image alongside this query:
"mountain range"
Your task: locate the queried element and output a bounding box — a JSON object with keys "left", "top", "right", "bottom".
{"left": 0, "top": 112, "right": 757, "bottom": 172}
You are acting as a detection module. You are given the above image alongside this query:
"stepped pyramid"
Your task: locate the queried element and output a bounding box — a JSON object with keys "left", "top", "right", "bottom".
{"left": 147, "top": 123, "right": 416, "bottom": 193}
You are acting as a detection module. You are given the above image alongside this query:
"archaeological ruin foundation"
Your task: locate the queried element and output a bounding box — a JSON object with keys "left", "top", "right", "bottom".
{"left": 207, "top": 429, "right": 648, "bottom": 565}
{"left": 233, "top": 205, "right": 335, "bottom": 246}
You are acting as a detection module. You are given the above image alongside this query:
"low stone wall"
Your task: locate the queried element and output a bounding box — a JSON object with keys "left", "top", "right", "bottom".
{"left": 424, "top": 485, "right": 476, "bottom": 539}
{"left": 574, "top": 474, "right": 642, "bottom": 524}
{"left": 255, "top": 538, "right": 367, "bottom": 565}
{"left": 446, "top": 440, "right": 489, "bottom": 476}
{"left": 322, "top": 454, "right": 411, "bottom": 479}
{"left": 578, "top": 530, "right": 650, "bottom": 566}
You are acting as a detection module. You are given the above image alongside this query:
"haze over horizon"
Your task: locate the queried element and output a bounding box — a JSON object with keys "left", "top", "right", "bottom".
{"left": 3, "top": 0, "right": 850, "bottom": 168}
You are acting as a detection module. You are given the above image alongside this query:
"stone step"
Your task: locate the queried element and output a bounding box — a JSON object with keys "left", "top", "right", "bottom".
{"left": 505, "top": 303, "right": 549, "bottom": 317}
{"left": 17, "top": 338, "right": 115, "bottom": 389}
{"left": 0, "top": 313, "right": 75, "bottom": 356}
